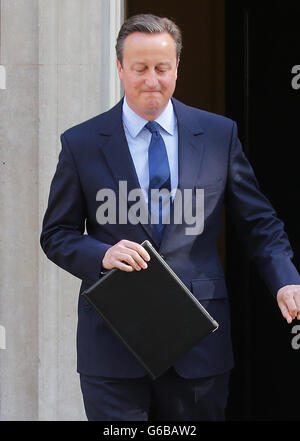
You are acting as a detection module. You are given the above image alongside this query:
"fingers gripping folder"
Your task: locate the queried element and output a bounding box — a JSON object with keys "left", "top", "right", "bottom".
{"left": 82, "top": 240, "right": 218, "bottom": 379}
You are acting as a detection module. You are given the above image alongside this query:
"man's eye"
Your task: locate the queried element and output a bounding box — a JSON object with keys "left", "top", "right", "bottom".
{"left": 156, "top": 67, "right": 168, "bottom": 73}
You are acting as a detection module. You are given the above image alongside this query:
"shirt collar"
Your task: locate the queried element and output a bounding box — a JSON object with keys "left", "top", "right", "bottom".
{"left": 122, "top": 97, "right": 177, "bottom": 138}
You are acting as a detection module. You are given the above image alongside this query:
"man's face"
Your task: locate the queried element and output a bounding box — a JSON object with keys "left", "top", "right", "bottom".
{"left": 117, "top": 32, "right": 179, "bottom": 120}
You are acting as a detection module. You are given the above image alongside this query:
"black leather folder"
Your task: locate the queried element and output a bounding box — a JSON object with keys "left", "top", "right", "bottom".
{"left": 82, "top": 240, "right": 219, "bottom": 379}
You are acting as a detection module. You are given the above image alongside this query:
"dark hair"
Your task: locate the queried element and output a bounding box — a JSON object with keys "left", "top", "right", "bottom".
{"left": 116, "top": 14, "right": 182, "bottom": 65}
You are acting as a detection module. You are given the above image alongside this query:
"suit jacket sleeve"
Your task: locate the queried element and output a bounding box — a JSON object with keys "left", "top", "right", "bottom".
{"left": 40, "top": 133, "right": 111, "bottom": 282}
{"left": 226, "top": 121, "right": 300, "bottom": 296}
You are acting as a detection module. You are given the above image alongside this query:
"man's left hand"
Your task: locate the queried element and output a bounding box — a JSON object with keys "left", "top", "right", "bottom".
{"left": 277, "top": 285, "right": 300, "bottom": 323}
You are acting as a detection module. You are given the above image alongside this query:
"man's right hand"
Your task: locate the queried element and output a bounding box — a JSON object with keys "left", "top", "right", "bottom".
{"left": 102, "top": 240, "right": 151, "bottom": 272}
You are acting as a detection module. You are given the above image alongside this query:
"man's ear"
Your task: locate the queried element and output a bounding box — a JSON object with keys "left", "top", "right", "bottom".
{"left": 175, "top": 58, "right": 180, "bottom": 80}
{"left": 116, "top": 59, "right": 123, "bottom": 78}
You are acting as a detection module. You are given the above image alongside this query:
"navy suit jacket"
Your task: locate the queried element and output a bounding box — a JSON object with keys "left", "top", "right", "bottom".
{"left": 40, "top": 97, "right": 300, "bottom": 378}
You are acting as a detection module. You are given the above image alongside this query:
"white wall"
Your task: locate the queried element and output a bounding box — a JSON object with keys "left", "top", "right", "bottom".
{"left": 0, "top": 0, "right": 124, "bottom": 420}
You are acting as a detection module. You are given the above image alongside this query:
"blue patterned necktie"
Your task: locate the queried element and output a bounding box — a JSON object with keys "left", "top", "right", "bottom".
{"left": 145, "top": 121, "right": 171, "bottom": 240}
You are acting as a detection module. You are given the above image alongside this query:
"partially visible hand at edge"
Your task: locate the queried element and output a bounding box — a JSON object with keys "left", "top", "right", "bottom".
{"left": 277, "top": 285, "right": 300, "bottom": 324}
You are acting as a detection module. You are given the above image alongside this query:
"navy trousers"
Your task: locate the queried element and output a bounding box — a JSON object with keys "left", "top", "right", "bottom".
{"left": 80, "top": 367, "right": 230, "bottom": 421}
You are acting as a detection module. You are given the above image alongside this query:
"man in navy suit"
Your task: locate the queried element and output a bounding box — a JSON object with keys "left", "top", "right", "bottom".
{"left": 40, "top": 14, "right": 300, "bottom": 421}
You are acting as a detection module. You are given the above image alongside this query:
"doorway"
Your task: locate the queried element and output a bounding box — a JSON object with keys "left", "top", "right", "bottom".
{"left": 125, "top": 0, "right": 300, "bottom": 420}
{"left": 126, "top": 0, "right": 226, "bottom": 115}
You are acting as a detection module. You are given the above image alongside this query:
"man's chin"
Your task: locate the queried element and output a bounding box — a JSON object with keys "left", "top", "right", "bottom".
{"left": 141, "top": 102, "right": 167, "bottom": 117}
{"left": 127, "top": 98, "right": 168, "bottom": 119}
{"left": 143, "top": 107, "right": 160, "bottom": 115}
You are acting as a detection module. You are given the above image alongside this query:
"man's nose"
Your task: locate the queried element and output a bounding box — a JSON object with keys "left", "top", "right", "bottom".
{"left": 144, "top": 69, "right": 159, "bottom": 89}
